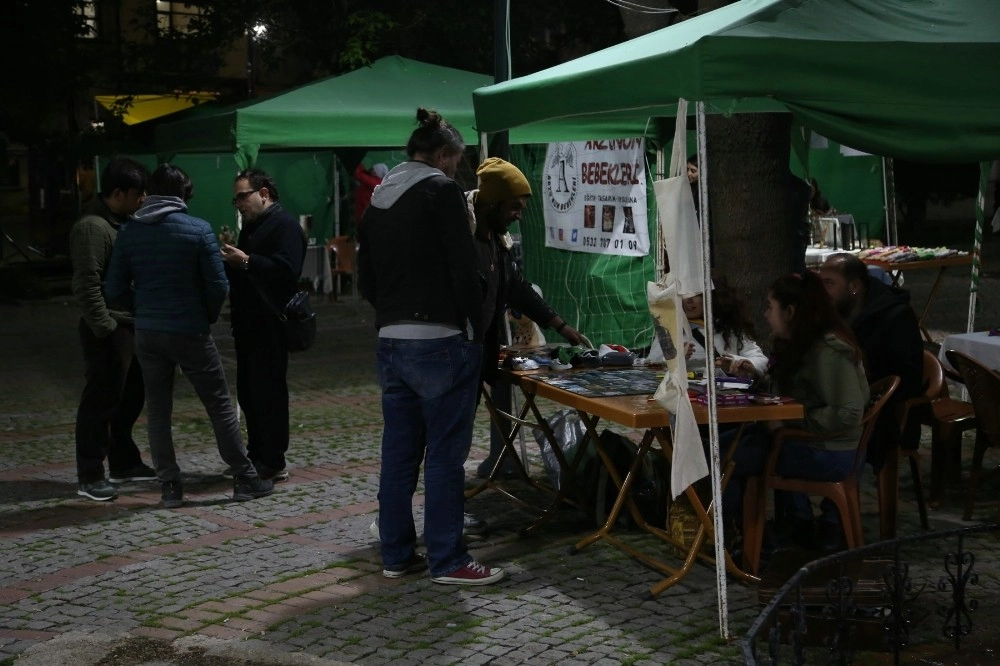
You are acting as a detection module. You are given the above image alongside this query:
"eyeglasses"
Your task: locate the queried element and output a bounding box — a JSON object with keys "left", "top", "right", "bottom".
{"left": 231, "top": 188, "right": 260, "bottom": 205}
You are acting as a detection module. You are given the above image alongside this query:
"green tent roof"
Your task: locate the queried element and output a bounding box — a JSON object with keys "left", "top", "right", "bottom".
{"left": 473, "top": 0, "right": 1000, "bottom": 162}
{"left": 156, "top": 56, "right": 495, "bottom": 163}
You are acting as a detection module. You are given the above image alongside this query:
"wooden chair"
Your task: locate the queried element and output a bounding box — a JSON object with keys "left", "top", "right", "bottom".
{"left": 876, "top": 350, "right": 941, "bottom": 536}
{"left": 921, "top": 355, "right": 977, "bottom": 505}
{"left": 326, "top": 236, "right": 356, "bottom": 301}
{"left": 744, "top": 376, "right": 900, "bottom": 574}
{"left": 944, "top": 350, "right": 1000, "bottom": 522}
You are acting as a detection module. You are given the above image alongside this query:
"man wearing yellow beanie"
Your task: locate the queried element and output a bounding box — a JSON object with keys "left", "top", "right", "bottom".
{"left": 468, "top": 158, "right": 585, "bottom": 477}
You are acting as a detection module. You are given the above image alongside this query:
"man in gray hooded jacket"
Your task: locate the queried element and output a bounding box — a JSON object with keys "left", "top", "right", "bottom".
{"left": 105, "top": 164, "right": 273, "bottom": 509}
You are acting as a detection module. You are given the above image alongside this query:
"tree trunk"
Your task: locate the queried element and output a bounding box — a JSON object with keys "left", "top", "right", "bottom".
{"left": 620, "top": 0, "right": 796, "bottom": 341}
{"left": 707, "top": 113, "right": 796, "bottom": 334}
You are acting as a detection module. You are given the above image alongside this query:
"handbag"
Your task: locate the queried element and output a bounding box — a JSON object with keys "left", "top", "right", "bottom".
{"left": 248, "top": 277, "right": 317, "bottom": 353}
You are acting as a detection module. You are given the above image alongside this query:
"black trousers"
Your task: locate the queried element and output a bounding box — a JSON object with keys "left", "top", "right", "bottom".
{"left": 75, "top": 319, "right": 146, "bottom": 483}
{"left": 234, "top": 312, "right": 290, "bottom": 471}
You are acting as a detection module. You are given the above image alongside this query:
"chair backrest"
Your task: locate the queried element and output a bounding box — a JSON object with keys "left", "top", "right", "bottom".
{"left": 327, "top": 236, "right": 355, "bottom": 273}
{"left": 945, "top": 350, "right": 1000, "bottom": 438}
{"left": 855, "top": 375, "right": 901, "bottom": 467}
{"left": 921, "top": 350, "right": 945, "bottom": 401}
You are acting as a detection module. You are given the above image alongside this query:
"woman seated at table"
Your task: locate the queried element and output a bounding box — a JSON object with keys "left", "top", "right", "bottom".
{"left": 724, "top": 272, "right": 869, "bottom": 552}
{"left": 682, "top": 273, "right": 768, "bottom": 380}
{"left": 809, "top": 178, "right": 834, "bottom": 215}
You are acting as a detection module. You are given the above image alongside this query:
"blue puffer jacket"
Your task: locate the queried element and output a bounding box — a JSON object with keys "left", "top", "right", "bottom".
{"left": 105, "top": 196, "right": 228, "bottom": 335}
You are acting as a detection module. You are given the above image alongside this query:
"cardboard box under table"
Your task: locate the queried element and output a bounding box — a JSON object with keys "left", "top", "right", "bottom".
{"left": 471, "top": 366, "right": 803, "bottom": 597}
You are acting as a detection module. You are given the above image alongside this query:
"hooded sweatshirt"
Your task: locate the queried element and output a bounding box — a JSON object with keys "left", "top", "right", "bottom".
{"left": 358, "top": 161, "right": 483, "bottom": 341}
{"left": 105, "top": 195, "right": 229, "bottom": 335}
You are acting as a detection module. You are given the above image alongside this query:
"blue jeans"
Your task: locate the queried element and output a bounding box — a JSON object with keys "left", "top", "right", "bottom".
{"left": 376, "top": 335, "right": 482, "bottom": 576}
{"left": 135, "top": 330, "right": 256, "bottom": 483}
{"left": 721, "top": 424, "right": 857, "bottom": 526}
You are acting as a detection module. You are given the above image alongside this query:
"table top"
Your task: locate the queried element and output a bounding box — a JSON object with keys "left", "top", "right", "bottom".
{"left": 861, "top": 254, "right": 972, "bottom": 271}
{"left": 938, "top": 331, "right": 1000, "bottom": 372}
{"left": 508, "top": 369, "right": 803, "bottom": 429}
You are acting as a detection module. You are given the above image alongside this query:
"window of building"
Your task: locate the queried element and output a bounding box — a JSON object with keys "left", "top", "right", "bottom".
{"left": 156, "top": 1, "right": 203, "bottom": 34}
{"left": 76, "top": 0, "right": 98, "bottom": 39}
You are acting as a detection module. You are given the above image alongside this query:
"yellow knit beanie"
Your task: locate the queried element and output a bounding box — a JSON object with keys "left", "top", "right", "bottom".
{"left": 476, "top": 158, "right": 532, "bottom": 205}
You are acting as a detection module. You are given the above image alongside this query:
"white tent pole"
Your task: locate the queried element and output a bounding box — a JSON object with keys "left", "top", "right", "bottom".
{"left": 695, "top": 100, "right": 729, "bottom": 640}
{"left": 967, "top": 162, "right": 988, "bottom": 333}
{"left": 334, "top": 159, "right": 341, "bottom": 237}
{"left": 882, "top": 157, "right": 898, "bottom": 246}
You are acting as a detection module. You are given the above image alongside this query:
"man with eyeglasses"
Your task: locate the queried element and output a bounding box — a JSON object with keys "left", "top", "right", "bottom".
{"left": 221, "top": 169, "right": 306, "bottom": 483}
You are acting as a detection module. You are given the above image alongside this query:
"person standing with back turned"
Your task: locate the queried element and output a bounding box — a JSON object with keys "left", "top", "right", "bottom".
{"left": 70, "top": 156, "right": 156, "bottom": 501}
{"left": 105, "top": 164, "right": 274, "bottom": 507}
{"left": 358, "top": 108, "right": 504, "bottom": 585}
{"left": 221, "top": 169, "right": 306, "bottom": 483}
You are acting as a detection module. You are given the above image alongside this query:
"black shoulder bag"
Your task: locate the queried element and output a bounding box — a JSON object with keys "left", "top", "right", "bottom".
{"left": 248, "top": 277, "right": 316, "bottom": 353}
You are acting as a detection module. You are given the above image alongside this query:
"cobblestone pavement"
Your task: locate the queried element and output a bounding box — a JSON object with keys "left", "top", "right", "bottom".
{"left": 1, "top": 254, "right": 998, "bottom": 665}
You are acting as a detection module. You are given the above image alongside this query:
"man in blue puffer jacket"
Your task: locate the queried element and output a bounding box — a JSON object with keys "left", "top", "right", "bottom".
{"left": 105, "top": 164, "right": 274, "bottom": 509}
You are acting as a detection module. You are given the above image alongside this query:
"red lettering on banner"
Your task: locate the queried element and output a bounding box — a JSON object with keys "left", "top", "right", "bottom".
{"left": 580, "top": 162, "right": 642, "bottom": 185}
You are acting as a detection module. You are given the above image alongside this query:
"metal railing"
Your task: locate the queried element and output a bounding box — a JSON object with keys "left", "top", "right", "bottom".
{"left": 741, "top": 524, "right": 1000, "bottom": 665}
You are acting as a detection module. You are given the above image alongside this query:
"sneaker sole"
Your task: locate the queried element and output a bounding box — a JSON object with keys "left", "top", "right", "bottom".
{"left": 77, "top": 489, "right": 118, "bottom": 501}
{"left": 232, "top": 489, "right": 274, "bottom": 502}
{"left": 109, "top": 475, "right": 158, "bottom": 483}
{"left": 431, "top": 570, "right": 505, "bottom": 586}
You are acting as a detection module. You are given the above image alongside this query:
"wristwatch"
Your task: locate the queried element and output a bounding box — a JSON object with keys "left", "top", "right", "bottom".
{"left": 242, "top": 255, "right": 250, "bottom": 271}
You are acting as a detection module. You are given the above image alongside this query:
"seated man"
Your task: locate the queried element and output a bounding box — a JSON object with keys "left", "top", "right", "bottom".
{"left": 819, "top": 253, "right": 924, "bottom": 471}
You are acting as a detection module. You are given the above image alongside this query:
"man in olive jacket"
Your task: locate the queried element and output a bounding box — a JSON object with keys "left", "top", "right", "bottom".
{"left": 69, "top": 157, "right": 156, "bottom": 501}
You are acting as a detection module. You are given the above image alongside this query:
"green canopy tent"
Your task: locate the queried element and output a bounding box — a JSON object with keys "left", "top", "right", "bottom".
{"left": 473, "top": 0, "right": 1000, "bottom": 638}
{"left": 153, "top": 56, "right": 503, "bottom": 241}
{"left": 157, "top": 56, "right": 498, "bottom": 167}
{"left": 474, "top": 0, "right": 1000, "bottom": 162}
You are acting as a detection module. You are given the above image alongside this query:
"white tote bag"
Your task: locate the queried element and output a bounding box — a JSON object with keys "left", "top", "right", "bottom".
{"left": 654, "top": 98, "right": 704, "bottom": 299}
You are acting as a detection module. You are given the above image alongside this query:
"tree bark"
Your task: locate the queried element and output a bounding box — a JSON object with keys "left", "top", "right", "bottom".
{"left": 620, "top": 0, "right": 796, "bottom": 341}
{"left": 706, "top": 113, "right": 796, "bottom": 333}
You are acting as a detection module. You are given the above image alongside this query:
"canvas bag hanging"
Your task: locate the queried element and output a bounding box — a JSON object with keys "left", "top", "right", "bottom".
{"left": 646, "top": 99, "right": 708, "bottom": 498}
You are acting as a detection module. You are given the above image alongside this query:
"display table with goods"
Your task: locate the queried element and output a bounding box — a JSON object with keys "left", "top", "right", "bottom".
{"left": 857, "top": 246, "right": 972, "bottom": 343}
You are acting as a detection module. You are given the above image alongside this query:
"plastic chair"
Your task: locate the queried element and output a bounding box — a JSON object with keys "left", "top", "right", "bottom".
{"left": 744, "top": 376, "right": 900, "bottom": 574}
{"left": 326, "top": 236, "right": 356, "bottom": 301}
{"left": 944, "top": 350, "right": 1000, "bottom": 522}
{"left": 876, "top": 350, "right": 941, "bottom": 536}
{"left": 921, "top": 356, "right": 977, "bottom": 505}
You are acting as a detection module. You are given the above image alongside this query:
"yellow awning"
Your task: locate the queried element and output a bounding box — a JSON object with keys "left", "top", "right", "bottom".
{"left": 95, "top": 92, "right": 217, "bottom": 125}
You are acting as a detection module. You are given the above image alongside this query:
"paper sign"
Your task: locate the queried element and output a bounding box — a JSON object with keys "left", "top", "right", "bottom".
{"left": 541, "top": 139, "right": 649, "bottom": 257}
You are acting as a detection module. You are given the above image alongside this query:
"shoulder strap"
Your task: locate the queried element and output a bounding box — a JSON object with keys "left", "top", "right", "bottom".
{"left": 246, "top": 274, "right": 286, "bottom": 320}
{"left": 690, "top": 326, "right": 720, "bottom": 359}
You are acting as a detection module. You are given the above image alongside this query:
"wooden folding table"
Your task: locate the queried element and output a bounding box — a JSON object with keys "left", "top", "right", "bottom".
{"left": 472, "top": 367, "right": 803, "bottom": 596}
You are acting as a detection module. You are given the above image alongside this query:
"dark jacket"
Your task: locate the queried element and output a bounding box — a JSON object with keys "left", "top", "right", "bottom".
{"left": 105, "top": 196, "right": 228, "bottom": 335}
{"left": 852, "top": 276, "right": 924, "bottom": 463}
{"left": 69, "top": 197, "right": 134, "bottom": 337}
{"left": 358, "top": 161, "right": 483, "bottom": 341}
{"left": 226, "top": 203, "right": 305, "bottom": 320}
{"left": 481, "top": 236, "right": 557, "bottom": 384}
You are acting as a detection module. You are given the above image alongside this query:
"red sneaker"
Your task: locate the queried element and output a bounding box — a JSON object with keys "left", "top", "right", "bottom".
{"left": 431, "top": 560, "right": 505, "bottom": 586}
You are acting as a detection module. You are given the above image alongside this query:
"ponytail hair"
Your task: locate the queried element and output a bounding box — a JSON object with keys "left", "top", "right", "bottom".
{"left": 406, "top": 108, "right": 464, "bottom": 159}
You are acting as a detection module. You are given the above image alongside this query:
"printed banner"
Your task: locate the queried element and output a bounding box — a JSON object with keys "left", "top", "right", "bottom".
{"left": 541, "top": 139, "right": 649, "bottom": 257}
